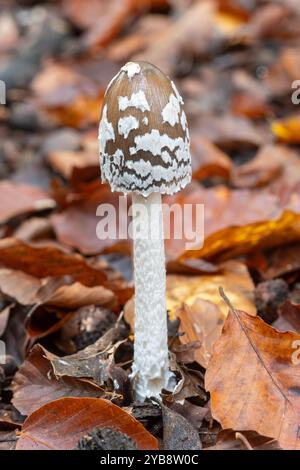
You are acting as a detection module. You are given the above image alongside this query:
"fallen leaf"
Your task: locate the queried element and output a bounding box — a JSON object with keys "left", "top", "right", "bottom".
{"left": 31, "top": 59, "right": 118, "bottom": 127}
{"left": 52, "top": 305, "right": 116, "bottom": 354}
{"left": 249, "top": 243, "right": 300, "bottom": 281}
{"left": 124, "top": 260, "right": 256, "bottom": 345}
{"left": 48, "top": 150, "right": 98, "bottom": 181}
{"left": 51, "top": 182, "right": 131, "bottom": 255}
{"left": 164, "top": 182, "right": 284, "bottom": 259}
{"left": 274, "top": 300, "right": 300, "bottom": 334}
{"left": 167, "top": 260, "right": 256, "bottom": 321}
{"left": 13, "top": 217, "right": 53, "bottom": 243}
{"left": 135, "top": 1, "right": 219, "bottom": 75}
{"left": 0, "top": 430, "right": 17, "bottom": 450}
{"left": 206, "top": 291, "right": 300, "bottom": 450}
{"left": 191, "top": 113, "right": 264, "bottom": 149}
{"left": 272, "top": 115, "right": 300, "bottom": 144}
{"left": 0, "top": 238, "right": 118, "bottom": 289}
{"left": 231, "top": 92, "right": 271, "bottom": 119}
{"left": 12, "top": 345, "right": 104, "bottom": 416}
{"left": 0, "top": 269, "right": 115, "bottom": 313}
{"left": 176, "top": 301, "right": 224, "bottom": 369}
{"left": 190, "top": 137, "right": 232, "bottom": 181}
{"left": 16, "top": 397, "right": 158, "bottom": 450}
{"left": 167, "top": 258, "right": 219, "bottom": 276}
{"left": 207, "top": 429, "right": 280, "bottom": 450}
{"left": 79, "top": 0, "right": 137, "bottom": 49}
{"left": 161, "top": 404, "right": 202, "bottom": 450}
{"left": 48, "top": 322, "right": 128, "bottom": 393}
{"left": 181, "top": 209, "right": 300, "bottom": 262}
{"left": 0, "top": 181, "right": 52, "bottom": 224}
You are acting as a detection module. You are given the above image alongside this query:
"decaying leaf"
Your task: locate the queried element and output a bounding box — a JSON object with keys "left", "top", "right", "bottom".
{"left": 0, "top": 430, "right": 17, "bottom": 451}
{"left": 125, "top": 260, "right": 256, "bottom": 367}
{"left": 191, "top": 136, "right": 232, "bottom": 181}
{"left": 161, "top": 403, "right": 202, "bottom": 450}
{"left": 0, "top": 238, "right": 131, "bottom": 304}
{"left": 207, "top": 429, "right": 281, "bottom": 451}
{"left": 48, "top": 321, "right": 128, "bottom": 394}
{"left": 205, "top": 291, "right": 300, "bottom": 450}
{"left": 51, "top": 182, "right": 131, "bottom": 255}
{"left": 272, "top": 115, "right": 300, "bottom": 144}
{"left": 16, "top": 397, "right": 158, "bottom": 450}
{"left": 167, "top": 260, "right": 256, "bottom": 321}
{"left": 48, "top": 150, "right": 98, "bottom": 181}
{"left": 135, "top": 1, "right": 219, "bottom": 75}
{"left": 0, "top": 181, "right": 53, "bottom": 224}
{"left": 12, "top": 345, "right": 104, "bottom": 416}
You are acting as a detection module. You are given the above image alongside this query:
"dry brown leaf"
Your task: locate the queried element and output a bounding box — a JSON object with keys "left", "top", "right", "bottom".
{"left": 0, "top": 269, "right": 115, "bottom": 310}
{"left": 161, "top": 404, "right": 202, "bottom": 450}
{"left": 48, "top": 150, "right": 98, "bottom": 180}
{"left": 81, "top": 0, "right": 136, "bottom": 49}
{"left": 13, "top": 217, "right": 53, "bottom": 243}
{"left": 185, "top": 210, "right": 300, "bottom": 262}
{"left": 48, "top": 322, "right": 127, "bottom": 390}
{"left": 274, "top": 300, "right": 300, "bottom": 334}
{"left": 0, "top": 181, "right": 52, "bottom": 224}
{"left": 205, "top": 295, "right": 300, "bottom": 450}
{"left": 207, "top": 429, "right": 280, "bottom": 450}
{"left": 0, "top": 269, "right": 41, "bottom": 305}
{"left": 135, "top": 1, "right": 219, "bottom": 75}
{"left": 125, "top": 261, "right": 256, "bottom": 358}
{"left": 231, "top": 92, "right": 271, "bottom": 119}
{"left": 12, "top": 345, "right": 104, "bottom": 416}
{"left": 31, "top": 62, "right": 102, "bottom": 127}
{"left": 44, "top": 282, "right": 115, "bottom": 309}
{"left": 0, "top": 238, "right": 131, "bottom": 306}
{"left": 107, "top": 14, "right": 171, "bottom": 62}
{"left": 190, "top": 113, "right": 264, "bottom": 149}
{"left": 0, "top": 430, "right": 17, "bottom": 451}
{"left": 167, "top": 260, "right": 256, "bottom": 320}
{"left": 250, "top": 243, "right": 300, "bottom": 281}
{"left": 0, "top": 238, "right": 105, "bottom": 286}
{"left": 16, "top": 397, "right": 158, "bottom": 450}
{"left": 164, "top": 182, "right": 284, "bottom": 260}
{"left": 190, "top": 137, "right": 232, "bottom": 181}
{"left": 51, "top": 182, "right": 131, "bottom": 255}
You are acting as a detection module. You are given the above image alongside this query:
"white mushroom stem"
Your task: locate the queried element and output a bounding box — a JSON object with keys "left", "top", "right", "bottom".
{"left": 131, "top": 192, "right": 171, "bottom": 401}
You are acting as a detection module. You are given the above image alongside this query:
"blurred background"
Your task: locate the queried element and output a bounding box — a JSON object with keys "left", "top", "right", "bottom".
{"left": 0, "top": 0, "right": 300, "bottom": 261}
{"left": 1, "top": 1, "right": 300, "bottom": 450}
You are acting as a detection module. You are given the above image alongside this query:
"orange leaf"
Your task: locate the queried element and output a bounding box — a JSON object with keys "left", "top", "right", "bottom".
{"left": 206, "top": 296, "right": 300, "bottom": 450}
{"left": 272, "top": 115, "right": 300, "bottom": 144}
{"left": 16, "top": 397, "right": 158, "bottom": 450}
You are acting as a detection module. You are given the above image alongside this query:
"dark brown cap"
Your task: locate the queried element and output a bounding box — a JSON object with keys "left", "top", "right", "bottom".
{"left": 99, "top": 61, "right": 191, "bottom": 196}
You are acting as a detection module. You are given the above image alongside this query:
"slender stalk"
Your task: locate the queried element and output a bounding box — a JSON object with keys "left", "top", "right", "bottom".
{"left": 131, "top": 192, "right": 170, "bottom": 401}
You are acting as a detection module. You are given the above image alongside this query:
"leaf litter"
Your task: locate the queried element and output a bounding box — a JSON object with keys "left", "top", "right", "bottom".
{"left": 1, "top": 0, "right": 300, "bottom": 451}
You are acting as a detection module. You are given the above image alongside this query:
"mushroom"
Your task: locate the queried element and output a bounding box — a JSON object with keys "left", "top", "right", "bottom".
{"left": 99, "top": 61, "right": 191, "bottom": 401}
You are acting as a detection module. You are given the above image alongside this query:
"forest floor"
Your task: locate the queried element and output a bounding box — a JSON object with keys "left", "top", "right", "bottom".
{"left": 1, "top": 0, "right": 300, "bottom": 451}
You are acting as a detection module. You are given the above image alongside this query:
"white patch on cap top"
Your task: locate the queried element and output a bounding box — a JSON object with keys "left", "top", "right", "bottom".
{"left": 121, "top": 62, "right": 141, "bottom": 79}
{"left": 142, "top": 117, "right": 149, "bottom": 126}
{"left": 118, "top": 115, "right": 139, "bottom": 139}
{"left": 162, "top": 94, "right": 180, "bottom": 126}
{"left": 98, "top": 104, "right": 115, "bottom": 152}
{"left": 171, "top": 81, "right": 184, "bottom": 105}
{"left": 119, "top": 91, "right": 150, "bottom": 112}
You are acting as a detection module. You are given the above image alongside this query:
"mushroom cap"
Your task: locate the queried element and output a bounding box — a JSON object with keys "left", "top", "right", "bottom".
{"left": 99, "top": 61, "right": 191, "bottom": 197}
